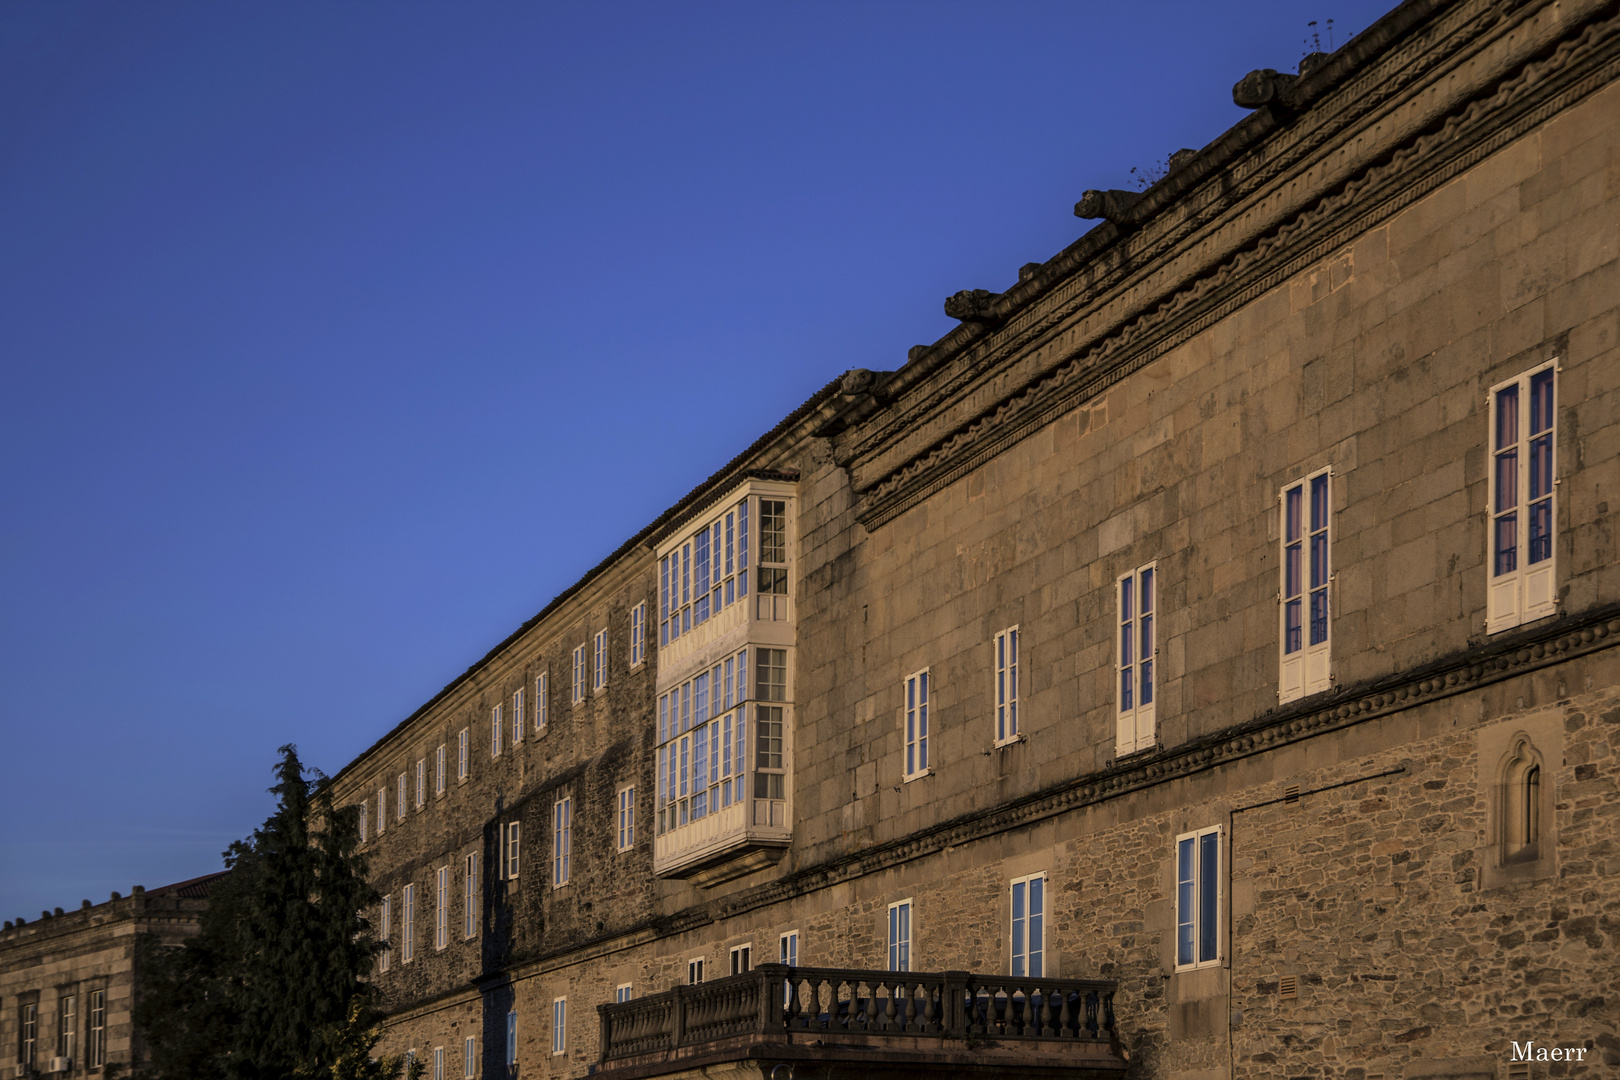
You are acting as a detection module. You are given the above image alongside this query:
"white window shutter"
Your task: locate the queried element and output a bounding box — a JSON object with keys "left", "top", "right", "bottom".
{"left": 1305, "top": 642, "right": 1330, "bottom": 696}
{"left": 1524, "top": 559, "right": 1556, "bottom": 620}
{"left": 1137, "top": 699, "right": 1156, "bottom": 751}
{"left": 1487, "top": 573, "right": 1520, "bottom": 634}
{"left": 1116, "top": 708, "right": 1136, "bottom": 757}
{"left": 1280, "top": 653, "right": 1304, "bottom": 703}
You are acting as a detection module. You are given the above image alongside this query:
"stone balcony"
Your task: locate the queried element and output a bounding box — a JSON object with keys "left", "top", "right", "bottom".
{"left": 593, "top": 964, "right": 1126, "bottom": 1079}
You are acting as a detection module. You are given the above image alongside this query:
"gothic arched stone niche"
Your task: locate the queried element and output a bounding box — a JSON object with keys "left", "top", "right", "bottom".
{"left": 1477, "top": 711, "right": 1560, "bottom": 890}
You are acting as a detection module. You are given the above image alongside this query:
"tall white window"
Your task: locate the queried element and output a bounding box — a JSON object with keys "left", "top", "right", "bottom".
{"left": 513, "top": 688, "right": 525, "bottom": 743}
{"left": 502, "top": 821, "right": 521, "bottom": 879}
{"left": 536, "top": 672, "right": 548, "bottom": 730}
{"left": 464, "top": 853, "right": 478, "bottom": 938}
{"left": 1175, "top": 826, "right": 1222, "bottom": 970}
{"left": 1010, "top": 874, "right": 1045, "bottom": 977}
{"left": 402, "top": 884, "right": 416, "bottom": 963}
{"left": 377, "top": 789, "right": 387, "bottom": 835}
{"left": 630, "top": 602, "right": 646, "bottom": 667}
{"left": 1116, "top": 563, "right": 1157, "bottom": 754}
{"left": 887, "top": 899, "right": 912, "bottom": 972}
{"left": 615, "top": 984, "right": 633, "bottom": 1003}
{"left": 994, "top": 628, "right": 1019, "bottom": 744}
{"left": 491, "top": 705, "right": 503, "bottom": 758}
{"left": 19, "top": 1003, "right": 36, "bottom": 1071}
{"left": 416, "top": 759, "right": 426, "bottom": 808}
{"left": 687, "top": 957, "right": 705, "bottom": 984}
{"left": 87, "top": 990, "right": 106, "bottom": 1068}
{"left": 58, "top": 994, "right": 75, "bottom": 1062}
{"left": 397, "top": 773, "right": 407, "bottom": 820}
{"left": 551, "top": 999, "right": 566, "bottom": 1055}
{"left": 617, "top": 786, "right": 635, "bottom": 851}
{"left": 1489, "top": 362, "right": 1558, "bottom": 633}
{"left": 779, "top": 930, "right": 798, "bottom": 966}
{"left": 507, "top": 1011, "right": 518, "bottom": 1067}
{"left": 436, "top": 745, "right": 446, "bottom": 795}
{"left": 458, "top": 729, "right": 469, "bottom": 781}
{"left": 661, "top": 497, "right": 749, "bottom": 646}
{"left": 435, "top": 866, "right": 449, "bottom": 950}
{"left": 594, "top": 628, "right": 608, "bottom": 691}
{"left": 1279, "top": 470, "right": 1331, "bottom": 703}
{"left": 463, "top": 1037, "right": 475, "bottom": 1078}
{"left": 553, "top": 795, "right": 572, "bottom": 886}
{"left": 572, "top": 644, "right": 586, "bottom": 705}
{"left": 359, "top": 802, "right": 369, "bottom": 842}
{"left": 433, "top": 1047, "right": 444, "bottom": 1080}
{"left": 729, "top": 943, "right": 752, "bottom": 975}
{"left": 903, "top": 670, "right": 930, "bottom": 781}
{"left": 379, "top": 896, "right": 392, "bottom": 972}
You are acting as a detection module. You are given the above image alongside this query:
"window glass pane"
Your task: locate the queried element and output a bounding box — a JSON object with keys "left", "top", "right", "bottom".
{"left": 1176, "top": 837, "right": 1194, "bottom": 967}
{"left": 1496, "top": 384, "right": 1520, "bottom": 449}
{"left": 1198, "top": 831, "right": 1219, "bottom": 963}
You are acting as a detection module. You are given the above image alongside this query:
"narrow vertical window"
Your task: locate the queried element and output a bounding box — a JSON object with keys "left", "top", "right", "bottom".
{"left": 553, "top": 795, "right": 572, "bottom": 886}
{"left": 433, "top": 1047, "right": 444, "bottom": 1080}
{"left": 397, "top": 773, "right": 407, "bottom": 820}
{"left": 994, "top": 627, "right": 1019, "bottom": 744}
{"left": 58, "top": 995, "right": 75, "bottom": 1062}
{"left": 536, "top": 672, "right": 548, "bottom": 730}
{"left": 514, "top": 688, "right": 525, "bottom": 743}
{"left": 87, "top": 990, "right": 106, "bottom": 1068}
{"left": 379, "top": 896, "right": 392, "bottom": 972}
{"left": 377, "top": 789, "right": 387, "bottom": 835}
{"left": 416, "top": 759, "right": 426, "bottom": 808}
{"left": 779, "top": 930, "right": 799, "bottom": 966}
{"left": 1175, "top": 826, "right": 1222, "bottom": 970}
{"left": 1010, "top": 874, "right": 1045, "bottom": 977}
{"left": 435, "top": 866, "right": 449, "bottom": 949}
{"left": 572, "top": 644, "right": 586, "bottom": 705}
{"left": 687, "top": 958, "right": 704, "bottom": 984}
{"left": 617, "top": 786, "right": 635, "bottom": 851}
{"left": 594, "top": 628, "right": 608, "bottom": 691}
{"left": 1279, "top": 470, "right": 1331, "bottom": 703}
{"left": 509, "top": 1009, "right": 520, "bottom": 1065}
{"left": 402, "top": 884, "right": 416, "bottom": 963}
{"left": 463, "top": 1037, "right": 475, "bottom": 1078}
{"left": 458, "top": 729, "right": 469, "bottom": 781}
{"left": 1489, "top": 363, "right": 1558, "bottom": 632}
{"left": 887, "top": 899, "right": 912, "bottom": 972}
{"left": 630, "top": 602, "right": 645, "bottom": 667}
{"left": 903, "top": 670, "right": 930, "bottom": 780}
{"left": 464, "top": 852, "right": 478, "bottom": 938}
{"left": 758, "top": 498, "right": 788, "bottom": 597}
{"left": 491, "top": 705, "right": 503, "bottom": 758}
{"left": 1116, "top": 563, "right": 1157, "bottom": 754}
{"left": 359, "top": 802, "right": 369, "bottom": 842}
{"left": 504, "top": 821, "right": 521, "bottom": 879}
{"left": 551, "top": 999, "right": 566, "bottom": 1055}
{"left": 1500, "top": 737, "right": 1545, "bottom": 865}
{"left": 20, "top": 1003, "right": 36, "bottom": 1071}
{"left": 436, "top": 744, "right": 446, "bottom": 795}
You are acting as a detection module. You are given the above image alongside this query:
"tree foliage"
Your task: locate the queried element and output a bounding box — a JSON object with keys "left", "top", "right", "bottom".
{"left": 138, "top": 745, "right": 397, "bottom": 1080}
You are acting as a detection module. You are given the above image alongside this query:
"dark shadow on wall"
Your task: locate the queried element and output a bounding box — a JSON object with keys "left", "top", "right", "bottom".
{"left": 481, "top": 793, "right": 526, "bottom": 1076}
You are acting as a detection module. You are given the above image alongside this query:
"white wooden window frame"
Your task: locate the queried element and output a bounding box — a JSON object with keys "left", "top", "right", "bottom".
{"left": 359, "top": 802, "right": 369, "bottom": 842}
{"left": 1487, "top": 360, "right": 1559, "bottom": 633}
{"left": 502, "top": 821, "right": 521, "bottom": 879}
{"left": 433, "top": 1047, "right": 444, "bottom": 1080}
{"left": 1010, "top": 872, "right": 1046, "bottom": 977}
{"left": 551, "top": 998, "right": 566, "bottom": 1055}
{"left": 553, "top": 794, "right": 572, "bottom": 887}
{"left": 779, "top": 929, "right": 799, "bottom": 966}
{"left": 729, "top": 942, "right": 753, "bottom": 975}
{"left": 513, "top": 687, "right": 525, "bottom": 743}
{"left": 397, "top": 773, "right": 407, "bottom": 820}
{"left": 572, "top": 644, "right": 586, "bottom": 705}
{"left": 536, "top": 672, "right": 548, "bottom": 731}
{"left": 687, "top": 957, "right": 705, "bottom": 984}
{"left": 463, "top": 1036, "right": 475, "bottom": 1078}
{"left": 1115, "top": 562, "right": 1158, "bottom": 755}
{"left": 436, "top": 744, "right": 446, "bottom": 795}
{"left": 887, "top": 898, "right": 913, "bottom": 972}
{"left": 415, "top": 759, "right": 426, "bottom": 809}
{"left": 464, "top": 852, "right": 478, "bottom": 939}
{"left": 434, "top": 866, "right": 449, "bottom": 950}
{"left": 630, "top": 601, "right": 646, "bottom": 667}
{"left": 615, "top": 984, "right": 633, "bottom": 1003}
{"left": 491, "top": 704, "right": 503, "bottom": 758}
{"left": 87, "top": 989, "right": 106, "bottom": 1068}
{"left": 458, "top": 729, "right": 469, "bottom": 781}
{"left": 401, "top": 883, "right": 415, "bottom": 963}
{"left": 617, "top": 785, "right": 635, "bottom": 852}
{"left": 594, "top": 628, "right": 608, "bottom": 692}
{"left": 379, "top": 896, "right": 391, "bottom": 972}
{"left": 377, "top": 789, "right": 387, "bottom": 834}
{"left": 993, "top": 627, "right": 1021, "bottom": 745}
{"left": 1174, "top": 825, "right": 1223, "bottom": 971}
{"left": 1279, "top": 469, "right": 1332, "bottom": 704}
{"left": 902, "top": 669, "right": 931, "bottom": 782}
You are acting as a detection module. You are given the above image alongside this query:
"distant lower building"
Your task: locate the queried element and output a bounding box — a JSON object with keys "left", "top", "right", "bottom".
{"left": 0, "top": 873, "right": 224, "bottom": 1079}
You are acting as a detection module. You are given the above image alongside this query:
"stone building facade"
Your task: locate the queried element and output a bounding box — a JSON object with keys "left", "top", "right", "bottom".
{"left": 0, "top": 874, "right": 224, "bottom": 1079}
{"left": 331, "top": 0, "right": 1620, "bottom": 1077}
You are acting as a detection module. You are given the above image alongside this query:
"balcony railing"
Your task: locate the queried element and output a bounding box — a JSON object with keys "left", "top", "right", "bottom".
{"left": 596, "top": 964, "right": 1123, "bottom": 1078}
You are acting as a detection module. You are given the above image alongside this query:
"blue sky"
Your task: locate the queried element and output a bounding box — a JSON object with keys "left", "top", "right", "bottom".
{"left": 0, "top": 0, "right": 1396, "bottom": 919}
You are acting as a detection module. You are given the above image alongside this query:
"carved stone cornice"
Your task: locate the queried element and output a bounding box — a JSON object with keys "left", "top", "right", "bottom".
{"left": 843, "top": 0, "right": 1620, "bottom": 530}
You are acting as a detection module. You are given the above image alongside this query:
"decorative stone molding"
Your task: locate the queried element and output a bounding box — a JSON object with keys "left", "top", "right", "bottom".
{"left": 943, "top": 288, "right": 1002, "bottom": 323}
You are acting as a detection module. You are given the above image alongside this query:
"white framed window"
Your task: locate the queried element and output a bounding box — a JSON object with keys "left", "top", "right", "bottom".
{"left": 379, "top": 896, "right": 392, "bottom": 972}
{"left": 887, "top": 899, "right": 912, "bottom": 972}
{"left": 401, "top": 883, "right": 415, "bottom": 963}
{"left": 397, "top": 773, "right": 407, "bottom": 820}
{"left": 416, "top": 759, "right": 426, "bottom": 808}
{"left": 617, "top": 785, "right": 635, "bottom": 852}
{"left": 502, "top": 821, "right": 521, "bottom": 879}
{"left": 779, "top": 930, "right": 798, "bottom": 966}
{"left": 87, "top": 989, "right": 106, "bottom": 1068}
{"left": 359, "top": 802, "right": 369, "bottom": 842}
{"left": 433, "top": 1047, "right": 444, "bottom": 1080}
{"left": 507, "top": 1009, "right": 518, "bottom": 1066}
{"left": 436, "top": 744, "right": 446, "bottom": 795}
{"left": 1488, "top": 361, "right": 1558, "bottom": 633}
{"left": 20, "top": 1003, "right": 36, "bottom": 1071}
{"left": 463, "top": 1036, "right": 475, "bottom": 1078}
{"left": 687, "top": 957, "right": 704, "bottom": 984}
{"left": 994, "top": 627, "right": 1020, "bottom": 744}
{"left": 553, "top": 795, "right": 572, "bottom": 886}
{"left": 1116, "top": 562, "right": 1157, "bottom": 755}
{"left": 491, "top": 705, "right": 503, "bottom": 758}
{"left": 630, "top": 602, "right": 646, "bottom": 667}
{"left": 513, "top": 688, "right": 525, "bottom": 743}
{"left": 551, "top": 998, "right": 565, "bottom": 1055}
{"left": 615, "top": 984, "right": 633, "bottom": 1003}
{"left": 594, "top": 628, "right": 608, "bottom": 692}
{"left": 1279, "top": 469, "right": 1332, "bottom": 703}
{"left": 1010, "top": 873, "right": 1045, "bottom": 977}
{"left": 729, "top": 942, "right": 752, "bottom": 975}
{"left": 58, "top": 994, "right": 75, "bottom": 1062}
{"left": 1175, "top": 825, "right": 1222, "bottom": 970}
{"left": 458, "top": 729, "right": 469, "bottom": 781}
{"left": 377, "top": 789, "right": 387, "bottom": 835}
{"left": 536, "top": 672, "right": 548, "bottom": 730}
{"left": 464, "top": 852, "right": 478, "bottom": 938}
{"left": 660, "top": 496, "right": 750, "bottom": 646}
{"left": 903, "top": 670, "right": 930, "bottom": 781}
{"left": 435, "top": 866, "right": 449, "bottom": 950}
{"left": 572, "top": 644, "right": 586, "bottom": 705}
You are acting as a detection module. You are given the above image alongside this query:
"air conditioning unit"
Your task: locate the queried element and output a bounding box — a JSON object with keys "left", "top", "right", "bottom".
{"left": 48, "top": 1059, "right": 71, "bottom": 1074}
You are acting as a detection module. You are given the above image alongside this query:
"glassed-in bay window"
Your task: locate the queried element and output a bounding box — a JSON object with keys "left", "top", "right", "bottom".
{"left": 1488, "top": 363, "right": 1557, "bottom": 633}
{"left": 658, "top": 647, "right": 768, "bottom": 835}
{"left": 660, "top": 498, "right": 749, "bottom": 646}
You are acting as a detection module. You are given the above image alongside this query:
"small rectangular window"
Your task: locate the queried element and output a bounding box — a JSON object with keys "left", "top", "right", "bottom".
{"left": 463, "top": 1036, "right": 475, "bottom": 1078}
{"left": 458, "top": 729, "right": 469, "bottom": 781}
{"left": 615, "top": 984, "right": 633, "bottom": 1003}
{"left": 779, "top": 930, "right": 798, "bottom": 966}
{"left": 491, "top": 705, "right": 503, "bottom": 758}
{"left": 1010, "top": 873, "right": 1045, "bottom": 977}
{"left": 887, "top": 899, "right": 912, "bottom": 972}
{"left": 594, "top": 628, "right": 608, "bottom": 691}
{"left": 1279, "top": 471, "right": 1331, "bottom": 703}
{"left": 553, "top": 795, "right": 572, "bottom": 886}
{"left": 630, "top": 602, "right": 645, "bottom": 667}
{"left": 507, "top": 1009, "right": 519, "bottom": 1065}
{"left": 572, "top": 645, "right": 586, "bottom": 705}
{"left": 1489, "top": 362, "right": 1558, "bottom": 633}
{"left": 436, "top": 744, "right": 446, "bottom": 795}
{"left": 1175, "top": 826, "right": 1222, "bottom": 970}
{"left": 379, "top": 896, "right": 392, "bottom": 972}
{"left": 416, "top": 759, "right": 426, "bottom": 809}
{"left": 903, "top": 670, "right": 930, "bottom": 781}
{"left": 687, "top": 957, "right": 704, "bottom": 984}
{"left": 1116, "top": 563, "right": 1157, "bottom": 755}
{"left": 550, "top": 998, "right": 565, "bottom": 1055}
{"left": 87, "top": 989, "right": 106, "bottom": 1068}
{"left": 536, "top": 672, "right": 548, "bottom": 730}
{"left": 514, "top": 688, "right": 525, "bottom": 743}
{"left": 994, "top": 627, "right": 1020, "bottom": 744}
{"left": 503, "top": 821, "right": 521, "bottom": 879}
{"left": 617, "top": 786, "right": 635, "bottom": 852}
{"left": 397, "top": 773, "right": 407, "bottom": 820}
{"left": 402, "top": 884, "right": 416, "bottom": 963}
{"left": 435, "top": 866, "right": 449, "bottom": 950}
{"left": 464, "top": 852, "right": 478, "bottom": 938}
{"left": 729, "top": 942, "right": 752, "bottom": 975}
